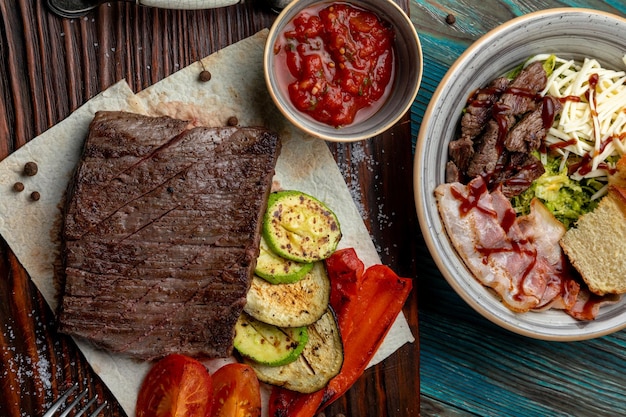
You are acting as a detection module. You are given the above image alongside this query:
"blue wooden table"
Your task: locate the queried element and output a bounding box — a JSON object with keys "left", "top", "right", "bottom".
{"left": 409, "top": 1, "right": 626, "bottom": 416}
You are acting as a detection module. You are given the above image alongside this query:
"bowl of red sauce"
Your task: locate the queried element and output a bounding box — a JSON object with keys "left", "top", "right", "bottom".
{"left": 264, "top": 0, "right": 422, "bottom": 142}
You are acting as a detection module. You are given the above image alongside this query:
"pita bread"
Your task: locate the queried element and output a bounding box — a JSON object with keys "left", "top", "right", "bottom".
{"left": 0, "top": 30, "right": 413, "bottom": 416}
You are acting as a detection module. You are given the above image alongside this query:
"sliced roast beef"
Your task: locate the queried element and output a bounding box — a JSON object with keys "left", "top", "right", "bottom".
{"left": 447, "top": 136, "right": 474, "bottom": 178}
{"left": 460, "top": 77, "right": 510, "bottom": 141}
{"left": 450, "top": 60, "right": 559, "bottom": 199}
{"left": 58, "top": 111, "right": 281, "bottom": 361}
{"left": 466, "top": 120, "right": 502, "bottom": 179}
{"left": 505, "top": 96, "right": 562, "bottom": 153}
{"left": 447, "top": 77, "right": 509, "bottom": 178}
{"left": 498, "top": 61, "right": 547, "bottom": 117}
{"left": 499, "top": 152, "right": 545, "bottom": 197}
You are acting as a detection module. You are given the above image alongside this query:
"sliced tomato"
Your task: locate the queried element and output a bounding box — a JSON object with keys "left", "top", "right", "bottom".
{"left": 212, "top": 363, "right": 261, "bottom": 417}
{"left": 136, "top": 354, "right": 213, "bottom": 417}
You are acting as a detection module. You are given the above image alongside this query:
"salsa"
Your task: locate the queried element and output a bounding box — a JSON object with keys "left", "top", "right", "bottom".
{"left": 275, "top": 2, "right": 395, "bottom": 127}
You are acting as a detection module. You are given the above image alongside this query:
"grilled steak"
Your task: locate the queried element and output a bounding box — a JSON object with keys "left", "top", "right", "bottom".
{"left": 498, "top": 61, "right": 547, "bottom": 117}
{"left": 447, "top": 61, "right": 558, "bottom": 197}
{"left": 466, "top": 119, "right": 502, "bottom": 179}
{"left": 58, "top": 111, "right": 281, "bottom": 361}
{"left": 447, "top": 77, "right": 510, "bottom": 182}
{"left": 460, "top": 76, "right": 510, "bottom": 142}
{"left": 504, "top": 96, "right": 562, "bottom": 153}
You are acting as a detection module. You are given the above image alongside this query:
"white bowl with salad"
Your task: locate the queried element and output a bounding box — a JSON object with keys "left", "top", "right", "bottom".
{"left": 414, "top": 8, "right": 626, "bottom": 341}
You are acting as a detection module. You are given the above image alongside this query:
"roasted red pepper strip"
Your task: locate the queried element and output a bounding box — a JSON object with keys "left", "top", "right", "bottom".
{"left": 326, "top": 247, "right": 365, "bottom": 339}
{"left": 268, "top": 387, "right": 324, "bottom": 417}
{"left": 322, "top": 264, "right": 412, "bottom": 407}
{"left": 268, "top": 250, "right": 412, "bottom": 416}
{"left": 268, "top": 249, "right": 365, "bottom": 417}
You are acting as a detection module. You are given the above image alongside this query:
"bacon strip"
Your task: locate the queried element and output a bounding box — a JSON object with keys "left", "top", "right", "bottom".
{"left": 435, "top": 176, "right": 579, "bottom": 313}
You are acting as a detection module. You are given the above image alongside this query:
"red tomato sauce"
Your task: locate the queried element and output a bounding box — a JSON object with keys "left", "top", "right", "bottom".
{"left": 274, "top": 2, "right": 395, "bottom": 127}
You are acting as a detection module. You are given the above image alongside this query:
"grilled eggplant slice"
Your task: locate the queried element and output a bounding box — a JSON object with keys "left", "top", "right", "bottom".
{"left": 234, "top": 312, "right": 308, "bottom": 367}
{"left": 244, "top": 261, "right": 330, "bottom": 328}
{"left": 245, "top": 309, "right": 343, "bottom": 393}
{"left": 263, "top": 190, "right": 342, "bottom": 263}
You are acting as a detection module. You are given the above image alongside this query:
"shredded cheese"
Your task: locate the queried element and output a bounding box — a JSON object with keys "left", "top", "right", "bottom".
{"left": 526, "top": 54, "right": 626, "bottom": 187}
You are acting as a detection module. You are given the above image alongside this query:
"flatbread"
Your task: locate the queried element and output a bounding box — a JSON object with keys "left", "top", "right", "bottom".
{"left": 0, "top": 30, "right": 413, "bottom": 416}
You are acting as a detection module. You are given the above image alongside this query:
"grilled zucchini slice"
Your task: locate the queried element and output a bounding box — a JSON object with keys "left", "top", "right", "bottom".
{"left": 234, "top": 312, "right": 308, "bottom": 367}
{"left": 244, "top": 261, "right": 330, "bottom": 328}
{"left": 263, "top": 190, "right": 342, "bottom": 263}
{"left": 245, "top": 309, "right": 343, "bottom": 393}
{"left": 254, "top": 236, "right": 313, "bottom": 284}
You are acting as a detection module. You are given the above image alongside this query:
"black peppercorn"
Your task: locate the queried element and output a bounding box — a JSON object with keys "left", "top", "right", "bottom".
{"left": 199, "top": 70, "right": 212, "bottom": 82}
{"left": 31, "top": 191, "right": 41, "bottom": 201}
{"left": 13, "top": 182, "right": 25, "bottom": 192}
{"left": 445, "top": 13, "right": 456, "bottom": 24}
{"left": 227, "top": 116, "right": 239, "bottom": 126}
{"left": 24, "top": 161, "right": 38, "bottom": 176}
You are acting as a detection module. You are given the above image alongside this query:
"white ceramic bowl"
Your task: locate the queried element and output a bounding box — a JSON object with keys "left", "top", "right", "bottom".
{"left": 414, "top": 8, "right": 626, "bottom": 341}
{"left": 264, "top": 0, "right": 422, "bottom": 142}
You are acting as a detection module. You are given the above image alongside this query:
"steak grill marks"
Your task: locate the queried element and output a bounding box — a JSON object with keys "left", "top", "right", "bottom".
{"left": 58, "top": 111, "right": 281, "bottom": 360}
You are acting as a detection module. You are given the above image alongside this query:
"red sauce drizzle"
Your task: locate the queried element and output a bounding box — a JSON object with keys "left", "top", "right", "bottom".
{"left": 568, "top": 152, "right": 592, "bottom": 176}
{"left": 558, "top": 95, "right": 581, "bottom": 103}
{"left": 548, "top": 138, "right": 577, "bottom": 151}
{"left": 502, "top": 159, "right": 544, "bottom": 191}
{"left": 580, "top": 293, "right": 606, "bottom": 320}
{"left": 541, "top": 96, "right": 556, "bottom": 130}
{"left": 505, "top": 87, "right": 542, "bottom": 100}
{"left": 467, "top": 86, "right": 506, "bottom": 107}
{"left": 450, "top": 176, "right": 497, "bottom": 218}
{"left": 600, "top": 136, "right": 613, "bottom": 154}
{"left": 585, "top": 73, "right": 600, "bottom": 117}
{"left": 469, "top": 99, "right": 493, "bottom": 108}
{"left": 588, "top": 73, "right": 599, "bottom": 90}
{"left": 492, "top": 103, "right": 510, "bottom": 149}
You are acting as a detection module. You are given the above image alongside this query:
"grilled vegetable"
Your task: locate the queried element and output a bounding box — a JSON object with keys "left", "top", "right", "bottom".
{"left": 234, "top": 312, "right": 308, "bottom": 367}
{"left": 263, "top": 191, "right": 341, "bottom": 263}
{"left": 268, "top": 250, "right": 414, "bottom": 415}
{"left": 323, "top": 263, "right": 413, "bottom": 406}
{"left": 244, "top": 261, "right": 330, "bottom": 328}
{"left": 254, "top": 236, "right": 313, "bottom": 284}
{"left": 245, "top": 309, "right": 343, "bottom": 394}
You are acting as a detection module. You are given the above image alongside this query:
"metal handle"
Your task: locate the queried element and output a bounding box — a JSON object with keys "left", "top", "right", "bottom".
{"left": 138, "top": 0, "right": 240, "bottom": 9}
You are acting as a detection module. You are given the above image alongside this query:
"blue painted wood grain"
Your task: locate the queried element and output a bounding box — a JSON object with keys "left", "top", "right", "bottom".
{"left": 409, "top": 1, "right": 626, "bottom": 415}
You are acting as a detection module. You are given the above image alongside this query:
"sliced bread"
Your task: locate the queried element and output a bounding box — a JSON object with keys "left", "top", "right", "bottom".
{"left": 560, "top": 185, "right": 626, "bottom": 295}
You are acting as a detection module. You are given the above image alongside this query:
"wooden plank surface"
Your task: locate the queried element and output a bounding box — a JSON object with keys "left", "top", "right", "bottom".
{"left": 0, "top": 1, "right": 419, "bottom": 416}
{"left": 3, "top": 0, "right": 626, "bottom": 416}
{"left": 410, "top": 1, "right": 626, "bottom": 416}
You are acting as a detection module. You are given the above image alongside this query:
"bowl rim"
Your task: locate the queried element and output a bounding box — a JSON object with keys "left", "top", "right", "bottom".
{"left": 263, "top": 0, "right": 423, "bottom": 142}
{"left": 414, "top": 7, "right": 626, "bottom": 341}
